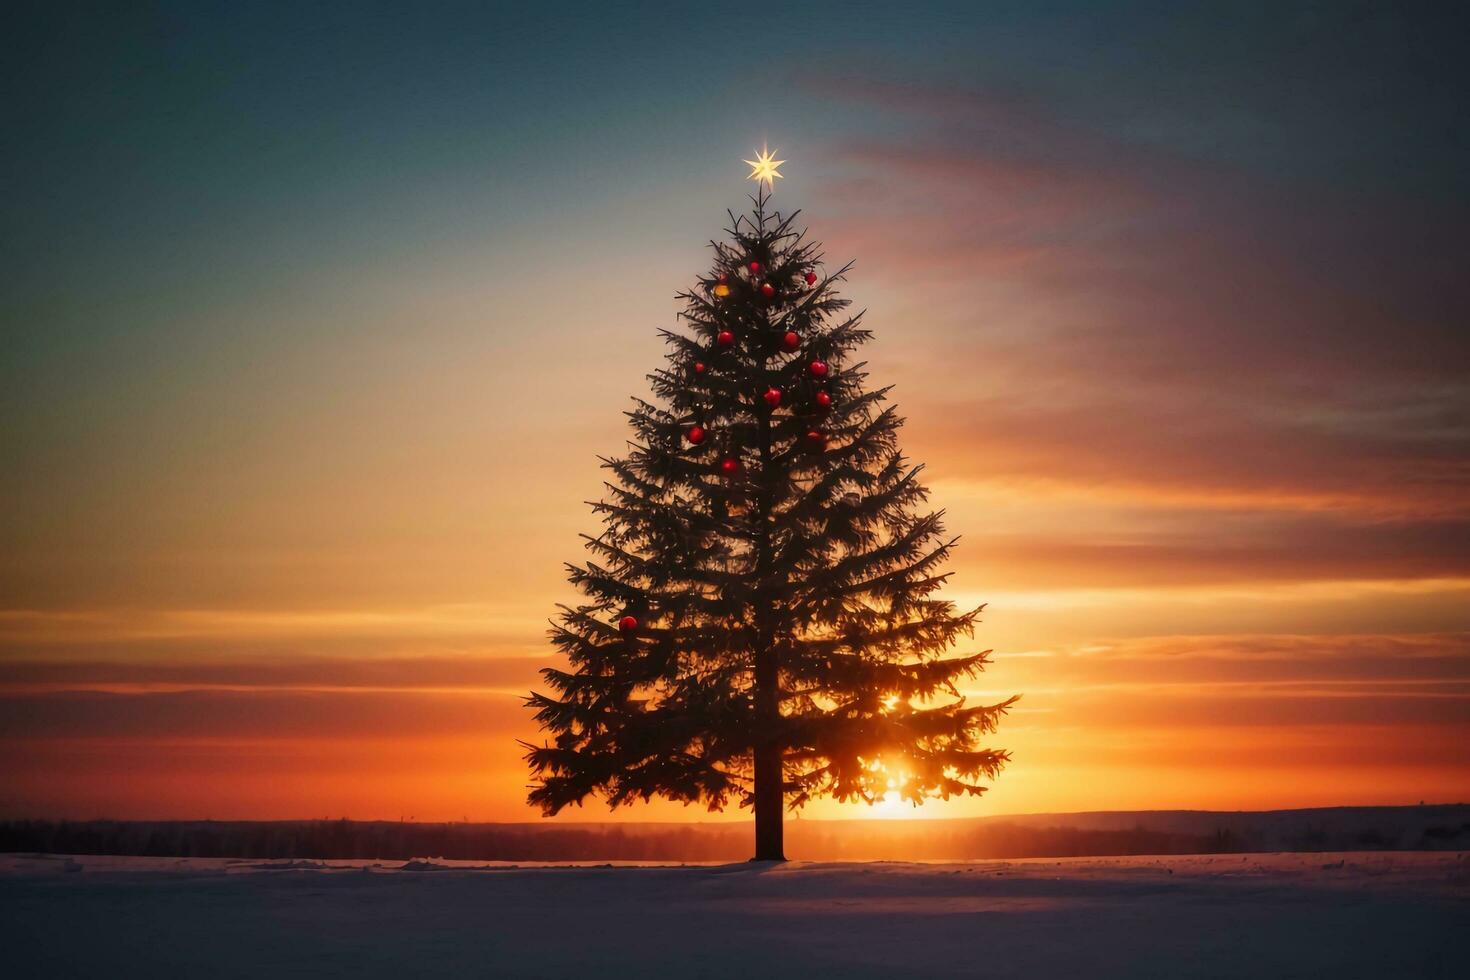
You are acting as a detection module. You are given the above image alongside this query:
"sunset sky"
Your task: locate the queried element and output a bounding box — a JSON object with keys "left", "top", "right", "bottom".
{"left": 2, "top": 2, "right": 1466, "bottom": 821}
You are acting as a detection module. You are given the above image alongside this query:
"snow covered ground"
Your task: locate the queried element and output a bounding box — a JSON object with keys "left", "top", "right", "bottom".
{"left": 1, "top": 851, "right": 1465, "bottom": 978}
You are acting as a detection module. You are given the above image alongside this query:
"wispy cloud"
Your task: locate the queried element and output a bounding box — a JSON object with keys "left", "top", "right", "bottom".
{"left": 807, "top": 76, "right": 1468, "bottom": 531}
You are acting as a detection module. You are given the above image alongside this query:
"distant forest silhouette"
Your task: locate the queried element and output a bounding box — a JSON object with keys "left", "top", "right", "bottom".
{"left": 3, "top": 806, "right": 1465, "bottom": 862}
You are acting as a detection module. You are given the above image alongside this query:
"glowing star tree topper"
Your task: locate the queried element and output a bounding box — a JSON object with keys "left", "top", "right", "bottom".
{"left": 744, "top": 144, "right": 785, "bottom": 189}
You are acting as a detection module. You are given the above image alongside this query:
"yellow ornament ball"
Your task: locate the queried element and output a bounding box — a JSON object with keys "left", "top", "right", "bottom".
{"left": 713, "top": 283, "right": 731, "bottom": 298}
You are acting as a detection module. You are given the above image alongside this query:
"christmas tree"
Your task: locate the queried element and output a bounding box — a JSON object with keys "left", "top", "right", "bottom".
{"left": 523, "top": 150, "right": 1016, "bottom": 861}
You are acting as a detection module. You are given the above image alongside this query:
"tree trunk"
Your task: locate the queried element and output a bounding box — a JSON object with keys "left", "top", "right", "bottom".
{"left": 751, "top": 291, "right": 785, "bottom": 863}
{"left": 753, "top": 739, "right": 785, "bottom": 861}
{"left": 752, "top": 604, "right": 784, "bottom": 860}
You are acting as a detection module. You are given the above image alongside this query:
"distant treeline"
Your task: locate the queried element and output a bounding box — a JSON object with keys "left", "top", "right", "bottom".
{"left": 2, "top": 806, "right": 1466, "bottom": 862}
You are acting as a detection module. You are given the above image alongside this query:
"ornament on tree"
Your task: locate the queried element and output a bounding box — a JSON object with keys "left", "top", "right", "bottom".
{"left": 748, "top": 261, "right": 761, "bottom": 273}
{"left": 782, "top": 331, "right": 800, "bottom": 352}
{"left": 720, "top": 457, "right": 741, "bottom": 476}
{"left": 762, "top": 387, "right": 782, "bottom": 408}
{"left": 805, "top": 271, "right": 818, "bottom": 286}
{"left": 815, "top": 391, "right": 832, "bottom": 409}
{"left": 718, "top": 330, "right": 735, "bottom": 347}
{"left": 694, "top": 361, "right": 708, "bottom": 375}
{"left": 686, "top": 425, "right": 706, "bottom": 445}
{"left": 713, "top": 282, "right": 731, "bottom": 298}
{"left": 809, "top": 360, "right": 829, "bottom": 378}
{"left": 618, "top": 615, "right": 639, "bottom": 634}
{"left": 806, "top": 429, "right": 827, "bottom": 450}
{"left": 760, "top": 283, "right": 775, "bottom": 298}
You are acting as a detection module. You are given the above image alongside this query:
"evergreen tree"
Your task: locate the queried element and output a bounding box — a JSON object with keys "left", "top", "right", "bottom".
{"left": 523, "top": 183, "right": 1016, "bottom": 861}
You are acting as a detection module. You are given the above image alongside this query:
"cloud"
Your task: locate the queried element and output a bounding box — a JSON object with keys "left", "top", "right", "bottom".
{"left": 0, "top": 654, "right": 551, "bottom": 694}
{"left": 951, "top": 514, "right": 1470, "bottom": 588}
{"left": 981, "top": 632, "right": 1470, "bottom": 732}
{"left": 803, "top": 76, "right": 1469, "bottom": 529}
{"left": 0, "top": 688, "right": 530, "bottom": 740}
{"left": 0, "top": 604, "right": 548, "bottom": 659}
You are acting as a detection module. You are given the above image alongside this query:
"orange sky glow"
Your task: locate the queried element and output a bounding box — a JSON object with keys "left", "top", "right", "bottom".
{"left": 2, "top": 7, "right": 1466, "bottom": 823}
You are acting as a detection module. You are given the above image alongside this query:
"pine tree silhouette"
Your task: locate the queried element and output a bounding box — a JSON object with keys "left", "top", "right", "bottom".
{"left": 523, "top": 189, "right": 1016, "bottom": 861}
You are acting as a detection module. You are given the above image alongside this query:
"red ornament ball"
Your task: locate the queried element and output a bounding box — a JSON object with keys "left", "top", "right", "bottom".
{"left": 720, "top": 457, "right": 741, "bottom": 476}
{"left": 749, "top": 261, "right": 761, "bottom": 273}
{"left": 815, "top": 391, "right": 833, "bottom": 408}
{"left": 782, "top": 331, "right": 800, "bottom": 352}
{"left": 718, "top": 330, "right": 735, "bottom": 347}
{"left": 694, "top": 361, "right": 707, "bottom": 375}
{"left": 806, "top": 429, "right": 827, "bottom": 450}
{"left": 619, "top": 615, "right": 639, "bottom": 633}
{"left": 805, "top": 271, "right": 818, "bottom": 286}
{"left": 687, "top": 425, "right": 706, "bottom": 445}
{"left": 762, "top": 387, "right": 782, "bottom": 408}
{"left": 760, "top": 283, "right": 775, "bottom": 298}
{"left": 809, "top": 360, "right": 829, "bottom": 378}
